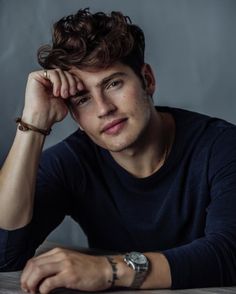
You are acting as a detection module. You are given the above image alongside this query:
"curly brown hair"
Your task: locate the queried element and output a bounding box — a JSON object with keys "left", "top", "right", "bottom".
{"left": 37, "top": 8, "right": 145, "bottom": 77}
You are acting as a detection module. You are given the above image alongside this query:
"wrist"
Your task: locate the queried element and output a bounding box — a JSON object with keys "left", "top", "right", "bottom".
{"left": 21, "top": 111, "right": 53, "bottom": 130}
{"left": 106, "top": 255, "right": 135, "bottom": 288}
{"left": 16, "top": 117, "right": 51, "bottom": 136}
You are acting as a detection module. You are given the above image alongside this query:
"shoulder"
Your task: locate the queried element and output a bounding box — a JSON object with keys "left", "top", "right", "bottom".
{"left": 158, "top": 106, "right": 236, "bottom": 169}
{"left": 207, "top": 121, "right": 236, "bottom": 179}
{"left": 170, "top": 107, "right": 236, "bottom": 178}
{"left": 161, "top": 106, "right": 236, "bottom": 145}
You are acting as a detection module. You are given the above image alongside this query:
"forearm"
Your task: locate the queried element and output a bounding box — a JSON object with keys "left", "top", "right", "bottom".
{"left": 113, "top": 252, "right": 171, "bottom": 289}
{"left": 0, "top": 128, "right": 45, "bottom": 229}
{"left": 163, "top": 233, "right": 236, "bottom": 289}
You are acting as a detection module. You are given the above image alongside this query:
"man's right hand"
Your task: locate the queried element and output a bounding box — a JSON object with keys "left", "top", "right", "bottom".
{"left": 0, "top": 68, "right": 84, "bottom": 230}
{"left": 22, "top": 69, "right": 81, "bottom": 130}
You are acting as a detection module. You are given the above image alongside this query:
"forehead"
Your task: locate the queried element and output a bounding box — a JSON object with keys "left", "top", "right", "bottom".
{"left": 69, "top": 63, "right": 134, "bottom": 86}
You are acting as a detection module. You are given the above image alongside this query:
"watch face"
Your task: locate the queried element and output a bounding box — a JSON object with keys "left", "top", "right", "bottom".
{"left": 130, "top": 252, "right": 147, "bottom": 265}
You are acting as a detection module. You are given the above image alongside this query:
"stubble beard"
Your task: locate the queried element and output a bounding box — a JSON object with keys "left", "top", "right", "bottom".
{"left": 107, "top": 109, "right": 152, "bottom": 154}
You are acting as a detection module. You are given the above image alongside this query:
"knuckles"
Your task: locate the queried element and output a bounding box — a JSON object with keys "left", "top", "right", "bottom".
{"left": 52, "top": 247, "right": 70, "bottom": 259}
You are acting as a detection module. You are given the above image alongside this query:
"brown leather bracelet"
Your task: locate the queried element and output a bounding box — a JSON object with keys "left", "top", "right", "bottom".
{"left": 15, "top": 117, "right": 51, "bottom": 136}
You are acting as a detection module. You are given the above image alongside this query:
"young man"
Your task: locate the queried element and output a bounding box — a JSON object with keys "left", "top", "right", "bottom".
{"left": 0, "top": 8, "right": 236, "bottom": 294}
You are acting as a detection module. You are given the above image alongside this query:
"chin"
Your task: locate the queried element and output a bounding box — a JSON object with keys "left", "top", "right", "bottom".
{"left": 105, "top": 145, "right": 130, "bottom": 153}
{"left": 91, "top": 126, "right": 146, "bottom": 152}
{"left": 104, "top": 135, "right": 140, "bottom": 153}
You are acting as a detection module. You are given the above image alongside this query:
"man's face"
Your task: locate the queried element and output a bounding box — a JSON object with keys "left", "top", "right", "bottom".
{"left": 69, "top": 63, "right": 155, "bottom": 153}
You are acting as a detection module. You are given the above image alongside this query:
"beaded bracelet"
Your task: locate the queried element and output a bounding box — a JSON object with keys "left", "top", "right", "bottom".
{"left": 15, "top": 117, "right": 51, "bottom": 136}
{"left": 106, "top": 256, "right": 119, "bottom": 288}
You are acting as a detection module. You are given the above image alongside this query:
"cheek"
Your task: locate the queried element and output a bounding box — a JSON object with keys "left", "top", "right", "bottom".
{"left": 74, "top": 112, "right": 94, "bottom": 133}
{"left": 119, "top": 89, "right": 142, "bottom": 108}
{"left": 122, "top": 90, "right": 149, "bottom": 114}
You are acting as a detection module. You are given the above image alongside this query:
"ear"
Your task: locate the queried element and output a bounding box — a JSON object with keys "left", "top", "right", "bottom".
{"left": 141, "top": 63, "right": 156, "bottom": 96}
{"left": 79, "top": 125, "right": 84, "bottom": 131}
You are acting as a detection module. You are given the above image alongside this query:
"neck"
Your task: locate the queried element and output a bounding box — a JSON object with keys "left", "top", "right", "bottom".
{"left": 110, "top": 110, "right": 174, "bottom": 178}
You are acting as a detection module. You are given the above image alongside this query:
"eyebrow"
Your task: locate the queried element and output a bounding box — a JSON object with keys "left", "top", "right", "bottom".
{"left": 95, "top": 72, "right": 127, "bottom": 88}
{"left": 69, "top": 71, "right": 127, "bottom": 101}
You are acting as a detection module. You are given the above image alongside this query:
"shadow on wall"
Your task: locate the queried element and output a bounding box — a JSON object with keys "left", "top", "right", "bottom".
{"left": 47, "top": 216, "right": 88, "bottom": 247}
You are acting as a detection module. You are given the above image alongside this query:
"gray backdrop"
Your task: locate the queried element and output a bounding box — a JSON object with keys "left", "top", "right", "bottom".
{"left": 1, "top": 0, "right": 236, "bottom": 247}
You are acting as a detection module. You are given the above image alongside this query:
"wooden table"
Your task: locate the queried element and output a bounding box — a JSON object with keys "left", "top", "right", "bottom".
{"left": 1, "top": 242, "right": 236, "bottom": 294}
{"left": 1, "top": 271, "right": 236, "bottom": 294}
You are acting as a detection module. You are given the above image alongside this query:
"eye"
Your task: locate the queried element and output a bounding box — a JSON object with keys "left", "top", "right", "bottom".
{"left": 78, "top": 96, "right": 90, "bottom": 105}
{"left": 71, "top": 95, "right": 91, "bottom": 108}
{"left": 106, "top": 80, "right": 123, "bottom": 90}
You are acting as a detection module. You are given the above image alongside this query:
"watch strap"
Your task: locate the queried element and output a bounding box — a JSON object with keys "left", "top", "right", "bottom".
{"left": 130, "top": 269, "right": 148, "bottom": 289}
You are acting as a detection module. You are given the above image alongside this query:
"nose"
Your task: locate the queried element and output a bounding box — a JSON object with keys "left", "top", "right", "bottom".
{"left": 96, "top": 95, "right": 117, "bottom": 118}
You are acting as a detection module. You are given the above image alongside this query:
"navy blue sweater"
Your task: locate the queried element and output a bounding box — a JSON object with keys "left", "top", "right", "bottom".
{"left": 0, "top": 106, "right": 236, "bottom": 289}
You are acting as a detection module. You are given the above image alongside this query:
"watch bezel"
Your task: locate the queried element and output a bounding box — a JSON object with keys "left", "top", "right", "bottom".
{"left": 124, "top": 251, "right": 149, "bottom": 272}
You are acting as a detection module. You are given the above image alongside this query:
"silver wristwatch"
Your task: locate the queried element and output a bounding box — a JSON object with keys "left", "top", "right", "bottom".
{"left": 124, "top": 251, "right": 149, "bottom": 289}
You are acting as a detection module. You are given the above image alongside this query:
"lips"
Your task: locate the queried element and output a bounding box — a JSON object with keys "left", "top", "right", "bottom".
{"left": 101, "top": 118, "right": 128, "bottom": 135}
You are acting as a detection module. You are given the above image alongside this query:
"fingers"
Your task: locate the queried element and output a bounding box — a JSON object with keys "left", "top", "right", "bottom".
{"left": 21, "top": 249, "right": 63, "bottom": 284}
{"left": 38, "top": 274, "right": 65, "bottom": 294}
{"left": 42, "top": 69, "right": 84, "bottom": 99}
{"left": 21, "top": 248, "right": 73, "bottom": 293}
{"left": 21, "top": 261, "right": 61, "bottom": 293}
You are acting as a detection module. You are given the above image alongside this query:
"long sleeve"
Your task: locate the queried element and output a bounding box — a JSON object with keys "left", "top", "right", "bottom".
{"left": 163, "top": 127, "right": 236, "bottom": 288}
{"left": 0, "top": 143, "right": 75, "bottom": 271}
